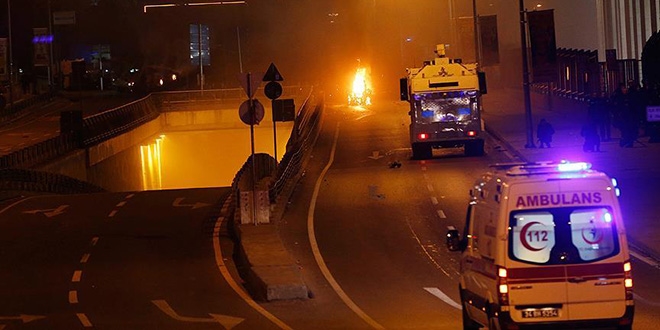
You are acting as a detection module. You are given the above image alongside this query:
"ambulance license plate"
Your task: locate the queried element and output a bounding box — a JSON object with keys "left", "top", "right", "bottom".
{"left": 521, "top": 308, "right": 559, "bottom": 318}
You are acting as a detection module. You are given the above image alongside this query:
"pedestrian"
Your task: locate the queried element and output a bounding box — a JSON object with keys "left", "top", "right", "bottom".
{"left": 537, "top": 118, "right": 555, "bottom": 148}
{"left": 610, "top": 83, "right": 637, "bottom": 147}
{"left": 581, "top": 119, "right": 601, "bottom": 152}
{"left": 588, "top": 94, "right": 611, "bottom": 141}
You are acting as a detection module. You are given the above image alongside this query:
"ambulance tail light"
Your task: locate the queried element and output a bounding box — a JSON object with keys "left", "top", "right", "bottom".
{"left": 418, "top": 133, "right": 429, "bottom": 140}
{"left": 497, "top": 267, "right": 509, "bottom": 305}
{"left": 623, "top": 261, "right": 633, "bottom": 300}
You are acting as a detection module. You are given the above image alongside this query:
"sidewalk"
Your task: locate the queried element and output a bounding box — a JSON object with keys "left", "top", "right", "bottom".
{"left": 483, "top": 87, "right": 660, "bottom": 261}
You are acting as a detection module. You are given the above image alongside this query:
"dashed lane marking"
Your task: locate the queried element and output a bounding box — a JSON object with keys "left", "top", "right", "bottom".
{"left": 431, "top": 197, "right": 439, "bottom": 205}
{"left": 71, "top": 270, "right": 82, "bottom": 283}
{"left": 437, "top": 210, "right": 447, "bottom": 219}
{"left": 69, "top": 290, "right": 78, "bottom": 304}
{"left": 108, "top": 210, "right": 117, "bottom": 217}
{"left": 76, "top": 313, "right": 92, "bottom": 327}
{"left": 80, "top": 253, "right": 90, "bottom": 263}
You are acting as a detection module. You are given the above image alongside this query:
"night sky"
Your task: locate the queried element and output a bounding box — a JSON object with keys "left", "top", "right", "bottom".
{"left": 1, "top": 0, "right": 473, "bottom": 91}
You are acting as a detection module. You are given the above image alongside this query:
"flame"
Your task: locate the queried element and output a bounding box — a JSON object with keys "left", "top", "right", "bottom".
{"left": 349, "top": 67, "right": 372, "bottom": 106}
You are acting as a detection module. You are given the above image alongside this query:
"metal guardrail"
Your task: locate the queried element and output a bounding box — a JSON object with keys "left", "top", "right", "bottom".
{"left": 0, "top": 86, "right": 317, "bottom": 195}
{"left": 268, "top": 90, "right": 322, "bottom": 203}
{"left": 82, "top": 95, "right": 160, "bottom": 146}
{"left": 0, "top": 91, "right": 56, "bottom": 125}
{"left": 0, "top": 133, "right": 80, "bottom": 169}
{"left": 0, "top": 168, "right": 105, "bottom": 194}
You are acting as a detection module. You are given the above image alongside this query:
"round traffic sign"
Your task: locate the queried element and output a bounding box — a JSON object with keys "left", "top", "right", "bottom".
{"left": 264, "top": 81, "right": 283, "bottom": 100}
{"left": 239, "top": 99, "right": 265, "bottom": 125}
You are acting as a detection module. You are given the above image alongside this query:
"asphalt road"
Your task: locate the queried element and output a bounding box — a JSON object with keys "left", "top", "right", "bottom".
{"left": 0, "top": 187, "right": 287, "bottom": 329}
{"left": 260, "top": 98, "right": 660, "bottom": 329}
{"left": 1, "top": 95, "right": 660, "bottom": 329}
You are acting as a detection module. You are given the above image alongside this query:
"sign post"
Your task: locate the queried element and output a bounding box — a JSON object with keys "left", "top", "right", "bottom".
{"left": 190, "top": 24, "right": 210, "bottom": 91}
{"left": 263, "top": 63, "right": 284, "bottom": 163}
{"left": 238, "top": 72, "right": 262, "bottom": 225}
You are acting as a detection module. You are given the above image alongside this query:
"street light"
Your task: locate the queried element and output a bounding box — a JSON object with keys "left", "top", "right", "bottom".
{"left": 143, "top": 1, "right": 246, "bottom": 13}
{"left": 6, "top": 0, "right": 14, "bottom": 110}
{"left": 519, "top": 0, "right": 535, "bottom": 148}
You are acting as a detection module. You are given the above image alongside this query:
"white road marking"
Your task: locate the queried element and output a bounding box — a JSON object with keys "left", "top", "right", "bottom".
{"left": 308, "top": 123, "right": 385, "bottom": 329}
{"left": 213, "top": 216, "right": 292, "bottom": 329}
{"left": 76, "top": 313, "right": 93, "bottom": 327}
{"left": 69, "top": 290, "right": 79, "bottom": 304}
{"left": 80, "top": 253, "right": 90, "bottom": 263}
{"left": 406, "top": 219, "right": 451, "bottom": 277}
{"left": 108, "top": 210, "right": 118, "bottom": 217}
{"left": 431, "top": 197, "right": 439, "bottom": 205}
{"left": 116, "top": 201, "right": 127, "bottom": 207}
{"left": 71, "top": 270, "right": 82, "bottom": 282}
{"left": 630, "top": 250, "right": 660, "bottom": 267}
{"left": 152, "top": 300, "right": 244, "bottom": 327}
{"left": 91, "top": 237, "right": 99, "bottom": 246}
{"left": 423, "top": 173, "right": 430, "bottom": 181}
{"left": 173, "top": 197, "right": 211, "bottom": 209}
{"left": 437, "top": 210, "right": 447, "bottom": 219}
{"left": 125, "top": 194, "right": 135, "bottom": 199}
{"left": 427, "top": 184, "right": 434, "bottom": 192}
{"left": 424, "top": 287, "right": 462, "bottom": 310}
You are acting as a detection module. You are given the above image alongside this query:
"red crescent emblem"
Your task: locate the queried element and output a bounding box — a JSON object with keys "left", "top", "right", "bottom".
{"left": 520, "top": 221, "right": 545, "bottom": 252}
{"left": 582, "top": 225, "right": 603, "bottom": 244}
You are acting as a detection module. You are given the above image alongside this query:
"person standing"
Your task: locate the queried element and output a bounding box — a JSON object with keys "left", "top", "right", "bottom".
{"left": 581, "top": 119, "right": 601, "bottom": 152}
{"left": 611, "top": 83, "right": 637, "bottom": 147}
{"left": 537, "top": 118, "right": 555, "bottom": 148}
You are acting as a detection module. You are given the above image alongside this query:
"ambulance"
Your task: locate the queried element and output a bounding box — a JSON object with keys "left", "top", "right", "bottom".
{"left": 446, "top": 161, "right": 634, "bottom": 330}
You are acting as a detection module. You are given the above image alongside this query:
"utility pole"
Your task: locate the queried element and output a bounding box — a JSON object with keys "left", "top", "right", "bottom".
{"left": 472, "top": 0, "right": 480, "bottom": 66}
{"left": 7, "top": 0, "right": 14, "bottom": 111}
{"left": 48, "top": 0, "right": 54, "bottom": 91}
{"left": 520, "top": 0, "right": 535, "bottom": 148}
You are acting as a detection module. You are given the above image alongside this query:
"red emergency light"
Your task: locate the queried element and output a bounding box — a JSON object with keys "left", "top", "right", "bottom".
{"left": 467, "top": 130, "right": 476, "bottom": 137}
{"left": 418, "top": 133, "right": 429, "bottom": 140}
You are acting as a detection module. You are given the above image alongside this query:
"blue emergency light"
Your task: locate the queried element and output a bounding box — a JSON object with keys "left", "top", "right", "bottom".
{"left": 556, "top": 161, "right": 591, "bottom": 172}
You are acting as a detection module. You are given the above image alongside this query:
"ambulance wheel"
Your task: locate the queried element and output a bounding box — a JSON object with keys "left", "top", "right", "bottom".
{"left": 487, "top": 314, "right": 501, "bottom": 330}
{"left": 460, "top": 291, "right": 480, "bottom": 330}
{"left": 412, "top": 143, "right": 432, "bottom": 160}
{"left": 464, "top": 140, "right": 485, "bottom": 156}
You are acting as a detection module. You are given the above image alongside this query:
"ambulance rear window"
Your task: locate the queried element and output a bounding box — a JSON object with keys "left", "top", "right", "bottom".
{"left": 508, "top": 207, "right": 620, "bottom": 265}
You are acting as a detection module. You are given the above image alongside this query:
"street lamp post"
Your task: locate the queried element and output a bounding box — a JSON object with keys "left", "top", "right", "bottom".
{"left": 6, "top": 0, "right": 14, "bottom": 110}
{"left": 520, "top": 0, "right": 535, "bottom": 148}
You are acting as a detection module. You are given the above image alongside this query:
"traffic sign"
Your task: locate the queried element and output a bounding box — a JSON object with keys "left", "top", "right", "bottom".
{"left": 262, "top": 63, "right": 284, "bottom": 82}
{"left": 239, "top": 99, "right": 265, "bottom": 125}
{"left": 238, "top": 73, "right": 262, "bottom": 98}
{"left": 273, "top": 99, "right": 295, "bottom": 122}
{"left": 264, "top": 81, "right": 283, "bottom": 100}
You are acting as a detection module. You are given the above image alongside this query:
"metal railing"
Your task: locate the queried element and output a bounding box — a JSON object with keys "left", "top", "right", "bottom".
{"left": 0, "top": 86, "right": 318, "bottom": 196}
{"left": 0, "top": 168, "right": 105, "bottom": 194}
{"left": 269, "top": 90, "right": 322, "bottom": 203}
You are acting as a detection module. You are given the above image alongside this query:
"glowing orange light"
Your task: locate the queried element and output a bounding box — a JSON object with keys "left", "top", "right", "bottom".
{"left": 349, "top": 66, "right": 372, "bottom": 106}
